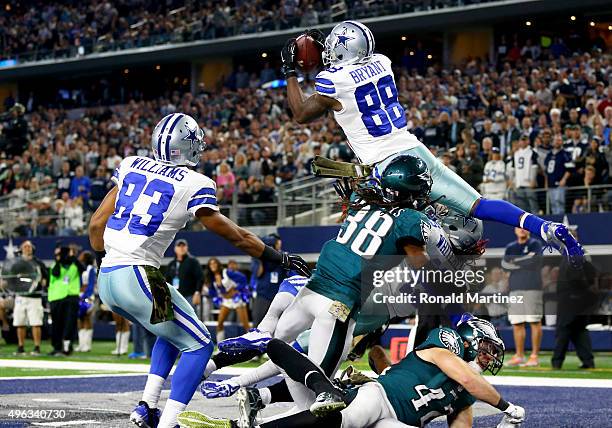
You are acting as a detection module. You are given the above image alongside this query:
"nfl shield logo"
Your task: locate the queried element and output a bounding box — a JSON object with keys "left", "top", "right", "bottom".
{"left": 171, "top": 149, "right": 181, "bottom": 156}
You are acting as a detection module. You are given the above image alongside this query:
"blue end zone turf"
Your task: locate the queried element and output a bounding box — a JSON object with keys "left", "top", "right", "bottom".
{"left": 2, "top": 375, "right": 610, "bottom": 426}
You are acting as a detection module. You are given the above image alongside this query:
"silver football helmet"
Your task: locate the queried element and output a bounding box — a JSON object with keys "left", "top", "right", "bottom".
{"left": 151, "top": 113, "right": 205, "bottom": 166}
{"left": 439, "top": 210, "right": 485, "bottom": 255}
{"left": 323, "top": 21, "right": 375, "bottom": 67}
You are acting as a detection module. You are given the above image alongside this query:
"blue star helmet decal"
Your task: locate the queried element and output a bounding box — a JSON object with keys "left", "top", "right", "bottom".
{"left": 334, "top": 28, "right": 354, "bottom": 50}
{"left": 182, "top": 126, "right": 199, "bottom": 150}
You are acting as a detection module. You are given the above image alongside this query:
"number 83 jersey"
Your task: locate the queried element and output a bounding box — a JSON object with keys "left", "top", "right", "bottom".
{"left": 315, "top": 53, "right": 420, "bottom": 165}
{"left": 102, "top": 156, "right": 218, "bottom": 269}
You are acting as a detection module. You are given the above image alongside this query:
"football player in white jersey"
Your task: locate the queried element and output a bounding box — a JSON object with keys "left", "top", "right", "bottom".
{"left": 281, "top": 21, "right": 584, "bottom": 268}
{"left": 88, "top": 113, "right": 310, "bottom": 428}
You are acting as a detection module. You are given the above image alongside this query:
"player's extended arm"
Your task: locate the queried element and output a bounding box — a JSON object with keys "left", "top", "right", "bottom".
{"left": 88, "top": 186, "right": 118, "bottom": 252}
{"left": 448, "top": 405, "right": 473, "bottom": 428}
{"left": 423, "top": 347, "right": 524, "bottom": 425}
{"left": 281, "top": 38, "right": 341, "bottom": 124}
{"left": 286, "top": 77, "right": 342, "bottom": 124}
{"left": 196, "top": 208, "right": 311, "bottom": 277}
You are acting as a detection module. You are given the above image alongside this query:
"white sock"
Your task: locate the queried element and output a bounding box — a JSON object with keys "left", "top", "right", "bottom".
{"left": 76, "top": 330, "right": 85, "bottom": 351}
{"left": 203, "top": 359, "right": 217, "bottom": 378}
{"left": 63, "top": 340, "right": 70, "bottom": 353}
{"left": 216, "top": 330, "right": 225, "bottom": 343}
{"left": 235, "top": 360, "right": 280, "bottom": 387}
{"left": 158, "top": 398, "right": 186, "bottom": 428}
{"left": 259, "top": 387, "right": 272, "bottom": 405}
{"left": 85, "top": 329, "right": 93, "bottom": 352}
{"left": 141, "top": 374, "right": 165, "bottom": 409}
{"left": 540, "top": 223, "right": 549, "bottom": 241}
{"left": 120, "top": 331, "right": 130, "bottom": 354}
{"left": 113, "top": 332, "right": 121, "bottom": 353}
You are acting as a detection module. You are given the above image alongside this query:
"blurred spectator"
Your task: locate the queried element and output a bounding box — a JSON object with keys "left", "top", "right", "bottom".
{"left": 55, "top": 161, "right": 73, "bottom": 200}
{"left": 206, "top": 258, "right": 247, "bottom": 342}
{"left": 462, "top": 142, "right": 484, "bottom": 189}
{"left": 502, "top": 228, "right": 543, "bottom": 368}
{"left": 13, "top": 240, "right": 47, "bottom": 356}
{"left": 479, "top": 267, "right": 508, "bottom": 327}
{"left": 48, "top": 245, "right": 83, "bottom": 356}
{"left": 164, "top": 239, "right": 204, "bottom": 309}
{"left": 0, "top": 104, "right": 27, "bottom": 157}
{"left": 89, "top": 166, "right": 112, "bottom": 211}
{"left": 110, "top": 313, "right": 131, "bottom": 356}
{"left": 216, "top": 162, "right": 236, "bottom": 201}
{"left": 545, "top": 135, "right": 573, "bottom": 215}
{"left": 75, "top": 251, "right": 95, "bottom": 353}
{"left": 250, "top": 234, "right": 286, "bottom": 327}
{"left": 69, "top": 165, "right": 91, "bottom": 205}
{"left": 508, "top": 134, "right": 540, "bottom": 213}
{"left": 481, "top": 147, "right": 507, "bottom": 199}
{"left": 552, "top": 229, "right": 597, "bottom": 369}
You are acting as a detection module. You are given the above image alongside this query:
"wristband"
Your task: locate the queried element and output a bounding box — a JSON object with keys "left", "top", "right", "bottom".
{"left": 261, "top": 245, "right": 282, "bottom": 264}
{"left": 495, "top": 397, "right": 510, "bottom": 411}
{"left": 95, "top": 250, "right": 106, "bottom": 267}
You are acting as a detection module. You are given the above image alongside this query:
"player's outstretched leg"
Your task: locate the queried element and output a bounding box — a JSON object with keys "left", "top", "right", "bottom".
{"left": 217, "top": 328, "right": 273, "bottom": 355}
{"left": 202, "top": 348, "right": 263, "bottom": 380}
{"left": 382, "top": 145, "right": 585, "bottom": 268}
{"left": 266, "top": 338, "right": 346, "bottom": 416}
{"left": 131, "top": 337, "right": 179, "bottom": 428}
{"left": 158, "top": 344, "right": 213, "bottom": 428}
{"left": 473, "top": 198, "right": 584, "bottom": 267}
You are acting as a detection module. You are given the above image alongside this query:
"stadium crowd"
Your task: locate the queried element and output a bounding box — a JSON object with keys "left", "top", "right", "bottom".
{"left": 0, "top": 34, "right": 612, "bottom": 237}
{"left": 0, "top": 0, "right": 491, "bottom": 62}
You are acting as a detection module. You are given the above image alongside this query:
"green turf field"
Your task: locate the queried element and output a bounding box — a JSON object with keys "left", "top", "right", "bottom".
{"left": 1, "top": 339, "right": 611, "bottom": 379}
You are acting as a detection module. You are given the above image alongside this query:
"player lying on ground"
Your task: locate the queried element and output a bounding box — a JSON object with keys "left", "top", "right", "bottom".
{"left": 202, "top": 206, "right": 487, "bottom": 408}
{"left": 89, "top": 113, "right": 310, "bottom": 428}
{"left": 178, "top": 314, "right": 525, "bottom": 428}
{"left": 282, "top": 21, "right": 583, "bottom": 269}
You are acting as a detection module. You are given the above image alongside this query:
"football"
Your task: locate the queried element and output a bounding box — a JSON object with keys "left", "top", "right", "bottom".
{"left": 295, "top": 34, "right": 321, "bottom": 73}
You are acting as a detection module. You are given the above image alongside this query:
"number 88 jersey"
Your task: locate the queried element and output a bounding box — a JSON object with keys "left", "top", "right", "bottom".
{"left": 315, "top": 53, "right": 420, "bottom": 165}
{"left": 102, "top": 156, "right": 218, "bottom": 269}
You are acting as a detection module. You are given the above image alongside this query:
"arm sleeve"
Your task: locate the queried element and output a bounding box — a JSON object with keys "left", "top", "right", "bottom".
{"left": 187, "top": 178, "right": 219, "bottom": 216}
{"left": 314, "top": 70, "right": 338, "bottom": 98}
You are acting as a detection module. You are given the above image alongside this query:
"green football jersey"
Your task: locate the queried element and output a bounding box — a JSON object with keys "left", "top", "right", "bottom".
{"left": 376, "top": 327, "right": 476, "bottom": 427}
{"left": 307, "top": 200, "right": 429, "bottom": 312}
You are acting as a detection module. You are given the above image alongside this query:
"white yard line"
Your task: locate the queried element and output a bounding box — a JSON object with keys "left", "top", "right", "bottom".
{"left": 2, "top": 359, "right": 611, "bottom": 388}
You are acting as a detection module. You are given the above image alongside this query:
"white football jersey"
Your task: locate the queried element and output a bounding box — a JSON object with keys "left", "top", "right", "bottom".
{"left": 315, "top": 53, "right": 420, "bottom": 165}
{"left": 482, "top": 160, "right": 507, "bottom": 197}
{"left": 102, "top": 156, "right": 218, "bottom": 268}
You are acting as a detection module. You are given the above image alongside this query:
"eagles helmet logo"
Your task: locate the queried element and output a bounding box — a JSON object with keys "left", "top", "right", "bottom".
{"left": 439, "top": 329, "right": 461, "bottom": 356}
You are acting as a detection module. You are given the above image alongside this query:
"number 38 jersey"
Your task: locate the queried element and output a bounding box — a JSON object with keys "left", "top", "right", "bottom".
{"left": 102, "top": 156, "right": 218, "bottom": 269}
{"left": 315, "top": 53, "right": 420, "bottom": 165}
{"left": 307, "top": 199, "right": 429, "bottom": 312}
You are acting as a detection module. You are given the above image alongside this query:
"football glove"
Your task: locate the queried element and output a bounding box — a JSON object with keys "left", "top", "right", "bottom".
{"left": 281, "top": 38, "right": 298, "bottom": 78}
{"left": 305, "top": 28, "right": 325, "bottom": 51}
{"left": 498, "top": 403, "right": 525, "bottom": 426}
{"left": 281, "top": 252, "right": 311, "bottom": 278}
{"left": 333, "top": 177, "right": 353, "bottom": 201}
